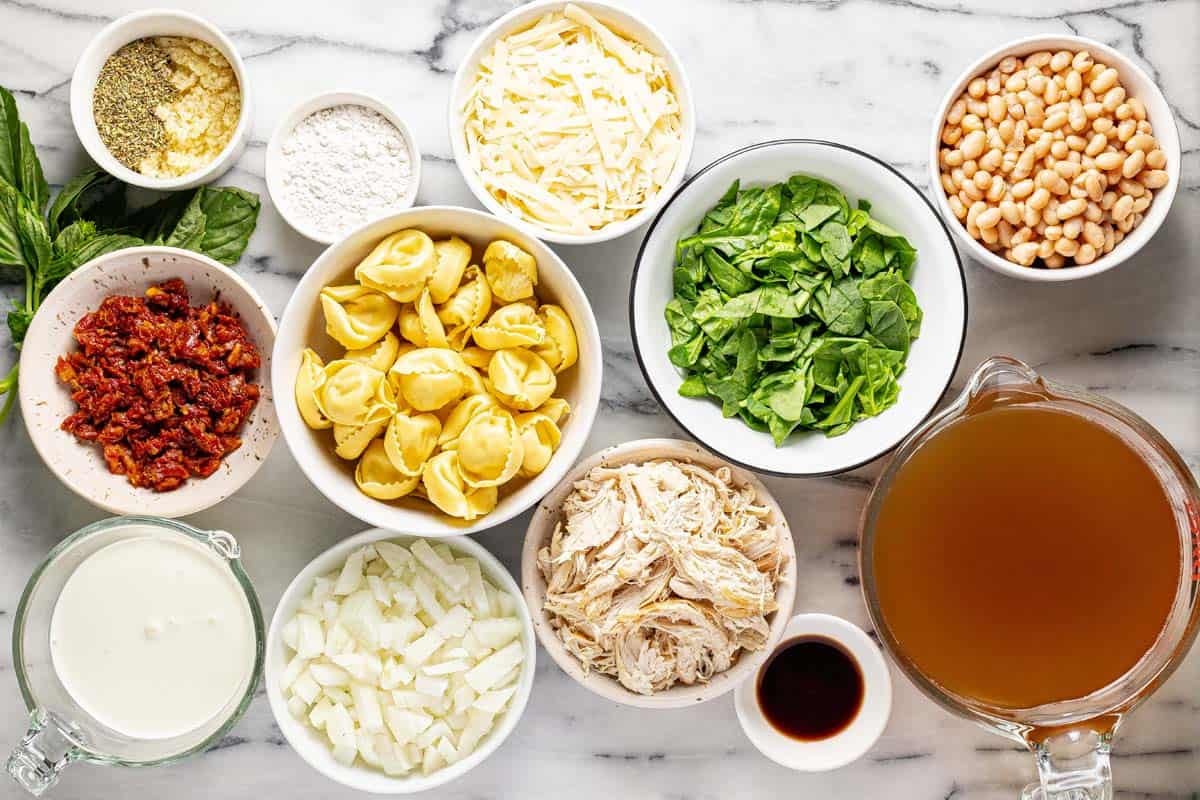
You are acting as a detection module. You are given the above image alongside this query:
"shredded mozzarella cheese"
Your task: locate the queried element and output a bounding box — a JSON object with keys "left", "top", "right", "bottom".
{"left": 461, "top": 4, "right": 683, "bottom": 234}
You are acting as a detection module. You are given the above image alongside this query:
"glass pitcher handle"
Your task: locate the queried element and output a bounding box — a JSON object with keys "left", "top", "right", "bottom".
{"left": 1021, "top": 728, "right": 1113, "bottom": 800}
{"left": 7, "top": 710, "right": 83, "bottom": 796}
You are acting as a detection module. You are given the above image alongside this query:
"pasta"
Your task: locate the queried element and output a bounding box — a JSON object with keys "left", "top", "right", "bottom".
{"left": 333, "top": 419, "right": 387, "bottom": 460}
{"left": 294, "top": 228, "right": 582, "bottom": 521}
{"left": 483, "top": 240, "right": 537, "bottom": 302}
{"left": 343, "top": 330, "right": 401, "bottom": 372}
{"left": 295, "top": 348, "right": 332, "bottom": 430}
{"left": 356, "top": 439, "right": 421, "bottom": 500}
{"left": 389, "top": 348, "right": 481, "bottom": 411}
{"left": 437, "top": 265, "right": 492, "bottom": 350}
{"left": 429, "top": 236, "right": 472, "bottom": 303}
{"left": 488, "top": 348, "right": 557, "bottom": 410}
{"left": 515, "top": 411, "right": 562, "bottom": 477}
{"left": 384, "top": 409, "right": 441, "bottom": 477}
{"left": 531, "top": 304, "right": 579, "bottom": 372}
{"left": 398, "top": 289, "right": 449, "bottom": 348}
{"left": 454, "top": 407, "right": 524, "bottom": 488}
{"left": 472, "top": 303, "right": 545, "bottom": 350}
{"left": 354, "top": 229, "right": 437, "bottom": 303}
{"left": 316, "top": 360, "right": 394, "bottom": 427}
{"left": 320, "top": 284, "right": 399, "bottom": 349}
{"left": 422, "top": 451, "right": 498, "bottom": 520}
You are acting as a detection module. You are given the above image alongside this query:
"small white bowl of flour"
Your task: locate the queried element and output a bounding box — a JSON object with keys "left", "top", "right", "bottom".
{"left": 267, "top": 91, "right": 421, "bottom": 244}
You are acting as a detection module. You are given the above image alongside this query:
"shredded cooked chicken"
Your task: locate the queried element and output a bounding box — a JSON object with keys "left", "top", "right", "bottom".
{"left": 538, "top": 459, "right": 786, "bottom": 695}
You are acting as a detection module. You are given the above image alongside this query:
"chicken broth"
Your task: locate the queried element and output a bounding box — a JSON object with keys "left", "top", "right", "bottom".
{"left": 872, "top": 393, "right": 1182, "bottom": 710}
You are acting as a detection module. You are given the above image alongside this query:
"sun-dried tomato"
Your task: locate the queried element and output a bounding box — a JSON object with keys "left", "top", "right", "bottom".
{"left": 56, "top": 278, "right": 262, "bottom": 492}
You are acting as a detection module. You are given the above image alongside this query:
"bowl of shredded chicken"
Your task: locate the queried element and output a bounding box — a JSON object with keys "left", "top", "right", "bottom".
{"left": 522, "top": 438, "right": 795, "bottom": 708}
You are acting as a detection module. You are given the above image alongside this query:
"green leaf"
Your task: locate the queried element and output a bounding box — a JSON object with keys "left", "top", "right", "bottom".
{"left": 0, "top": 87, "right": 21, "bottom": 192}
{"left": 17, "top": 121, "right": 47, "bottom": 213}
{"left": 164, "top": 191, "right": 207, "bottom": 250}
{"left": 7, "top": 302, "right": 32, "bottom": 344}
{"left": 867, "top": 300, "right": 909, "bottom": 353}
{"left": 16, "top": 199, "right": 50, "bottom": 272}
{"left": 815, "top": 277, "right": 866, "bottom": 336}
{"left": 703, "top": 248, "right": 755, "bottom": 295}
{"left": 0, "top": 181, "right": 27, "bottom": 282}
{"left": 48, "top": 170, "right": 126, "bottom": 237}
{"left": 678, "top": 375, "right": 708, "bottom": 398}
{"left": 194, "top": 186, "right": 260, "bottom": 265}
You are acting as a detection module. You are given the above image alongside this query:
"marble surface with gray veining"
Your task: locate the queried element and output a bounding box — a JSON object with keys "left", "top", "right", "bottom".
{"left": 1, "top": 0, "right": 1198, "bottom": 798}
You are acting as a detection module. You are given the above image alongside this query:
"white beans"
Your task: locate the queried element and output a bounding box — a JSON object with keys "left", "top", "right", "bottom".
{"left": 939, "top": 48, "right": 1166, "bottom": 268}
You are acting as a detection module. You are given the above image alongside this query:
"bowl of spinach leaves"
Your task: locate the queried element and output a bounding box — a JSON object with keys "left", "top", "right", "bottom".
{"left": 630, "top": 140, "right": 966, "bottom": 476}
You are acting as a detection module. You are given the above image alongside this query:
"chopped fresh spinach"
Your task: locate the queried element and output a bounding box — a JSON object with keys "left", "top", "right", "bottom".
{"left": 665, "top": 173, "right": 921, "bottom": 445}
{"left": 0, "top": 85, "right": 263, "bottom": 424}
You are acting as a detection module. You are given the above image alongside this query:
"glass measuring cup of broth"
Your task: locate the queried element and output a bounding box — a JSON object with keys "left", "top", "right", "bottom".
{"left": 860, "top": 356, "right": 1200, "bottom": 800}
{"left": 6, "top": 516, "right": 264, "bottom": 796}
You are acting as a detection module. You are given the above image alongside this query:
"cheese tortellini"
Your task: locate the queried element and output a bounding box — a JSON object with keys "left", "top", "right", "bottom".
{"left": 488, "top": 348, "right": 557, "bottom": 410}
{"left": 354, "top": 230, "right": 437, "bottom": 303}
{"left": 321, "top": 285, "right": 399, "bottom": 350}
{"left": 294, "top": 229, "right": 580, "bottom": 520}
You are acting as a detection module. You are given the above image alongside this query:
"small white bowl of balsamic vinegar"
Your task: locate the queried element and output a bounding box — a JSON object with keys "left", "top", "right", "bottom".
{"left": 734, "top": 613, "right": 892, "bottom": 772}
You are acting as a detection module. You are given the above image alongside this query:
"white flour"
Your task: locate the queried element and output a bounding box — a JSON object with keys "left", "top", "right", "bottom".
{"left": 278, "top": 104, "right": 414, "bottom": 240}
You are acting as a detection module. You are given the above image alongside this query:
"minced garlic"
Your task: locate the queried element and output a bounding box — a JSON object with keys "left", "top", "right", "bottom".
{"left": 139, "top": 37, "right": 241, "bottom": 179}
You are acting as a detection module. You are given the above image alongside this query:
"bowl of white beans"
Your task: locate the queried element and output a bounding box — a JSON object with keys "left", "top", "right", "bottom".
{"left": 930, "top": 35, "right": 1180, "bottom": 281}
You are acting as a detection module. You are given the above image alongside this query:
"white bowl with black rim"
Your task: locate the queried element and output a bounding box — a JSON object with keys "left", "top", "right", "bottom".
{"left": 629, "top": 139, "right": 967, "bottom": 477}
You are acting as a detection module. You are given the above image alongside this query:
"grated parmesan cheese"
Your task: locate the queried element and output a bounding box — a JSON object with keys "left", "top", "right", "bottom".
{"left": 461, "top": 4, "right": 683, "bottom": 235}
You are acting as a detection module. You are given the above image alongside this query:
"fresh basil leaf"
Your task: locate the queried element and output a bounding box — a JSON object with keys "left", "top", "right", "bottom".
{"left": 53, "top": 219, "right": 97, "bottom": 255}
{"left": 195, "top": 186, "right": 260, "bottom": 265}
{"left": 122, "top": 191, "right": 194, "bottom": 244}
{"left": 164, "top": 191, "right": 207, "bottom": 250}
{"left": 16, "top": 199, "right": 50, "bottom": 271}
{"left": 0, "top": 181, "right": 27, "bottom": 282}
{"left": 0, "top": 88, "right": 21, "bottom": 192}
{"left": 48, "top": 170, "right": 126, "bottom": 237}
{"left": 17, "top": 121, "right": 47, "bottom": 214}
{"left": 7, "top": 302, "right": 32, "bottom": 344}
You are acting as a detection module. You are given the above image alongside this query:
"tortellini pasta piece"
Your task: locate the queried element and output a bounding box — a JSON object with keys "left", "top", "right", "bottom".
{"left": 482, "top": 240, "right": 538, "bottom": 302}
{"left": 320, "top": 285, "right": 399, "bottom": 350}
{"left": 344, "top": 330, "right": 401, "bottom": 372}
{"left": 488, "top": 348, "right": 557, "bottom": 411}
{"left": 316, "top": 360, "right": 395, "bottom": 427}
{"left": 515, "top": 411, "right": 562, "bottom": 477}
{"left": 439, "top": 393, "right": 501, "bottom": 446}
{"left": 422, "top": 451, "right": 498, "bottom": 520}
{"left": 531, "top": 304, "right": 579, "bottom": 373}
{"left": 398, "top": 289, "right": 449, "bottom": 349}
{"left": 472, "top": 303, "right": 545, "bottom": 350}
{"left": 460, "top": 346, "right": 494, "bottom": 371}
{"left": 354, "top": 229, "right": 437, "bottom": 303}
{"left": 437, "top": 266, "right": 492, "bottom": 350}
{"left": 389, "top": 348, "right": 482, "bottom": 412}
{"left": 429, "top": 236, "right": 472, "bottom": 303}
{"left": 455, "top": 407, "right": 524, "bottom": 488}
{"left": 295, "top": 348, "right": 332, "bottom": 430}
{"left": 356, "top": 440, "right": 421, "bottom": 500}
{"left": 333, "top": 419, "right": 388, "bottom": 460}
{"left": 384, "top": 410, "right": 442, "bottom": 477}
{"left": 536, "top": 397, "right": 571, "bottom": 425}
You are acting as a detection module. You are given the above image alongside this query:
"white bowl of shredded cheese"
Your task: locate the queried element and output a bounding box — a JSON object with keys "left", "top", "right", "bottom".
{"left": 449, "top": 1, "right": 695, "bottom": 245}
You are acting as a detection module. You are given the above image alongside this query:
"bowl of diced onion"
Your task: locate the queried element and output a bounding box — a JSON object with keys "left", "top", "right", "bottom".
{"left": 448, "top": 0, "right": 695, "bottom": 245}
{"left": 265, "top": 528, "right": 535, "bottom": 793}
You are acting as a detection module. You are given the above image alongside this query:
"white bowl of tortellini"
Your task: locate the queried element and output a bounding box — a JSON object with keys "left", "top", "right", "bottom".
{"left": 273, "top": 206, "right": 602, "bottom": 536}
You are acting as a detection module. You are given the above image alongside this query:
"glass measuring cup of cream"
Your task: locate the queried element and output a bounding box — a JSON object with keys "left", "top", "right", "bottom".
{"left": 860, "top": 356, "right": 1200, "bottom": 800}
{"left": 6, "top": 516, "right": 264, "bottom": 796}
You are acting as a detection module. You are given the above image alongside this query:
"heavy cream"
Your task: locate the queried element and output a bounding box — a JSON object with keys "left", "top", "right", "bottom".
{"left": 49, "top": 532, "right": 256, "bottom": 740}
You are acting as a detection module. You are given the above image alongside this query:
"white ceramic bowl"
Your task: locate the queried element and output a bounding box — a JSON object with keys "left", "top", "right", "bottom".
{"left": 19, "top": 247, "right": 278, "bottom": 517}
{"left": 272, "top": 206, "right": 603, "bottom": 537}
{"left": 521, "top": 438, "right": 797, "bottom": 709}
{"left": 266, "top": 90, "right": 422, "bottom": 245}
{"left": 630, "top": 139, "right": 967, "bottom": 477}
{"left": 69, "top": 9, "right": 252, "bottom": 191}
{"left": 448, "top": 0, "right": 695, "bottom": 245}
{"left": 929, "top": 34, "right": 1181, "bottom": 282}
{"left": 734, "top": 614, "right": 892, "bottom": 772}
{"left": 265, "top": 527, "right": 536, "bottom": 794}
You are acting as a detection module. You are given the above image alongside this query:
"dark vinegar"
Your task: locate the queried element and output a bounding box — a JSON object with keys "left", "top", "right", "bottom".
{"left": 757, "top": 637, "right": 864, "bottom": 740}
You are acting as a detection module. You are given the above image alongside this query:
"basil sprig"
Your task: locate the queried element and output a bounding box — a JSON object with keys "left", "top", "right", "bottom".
{"left": 0, "top": 85, "right": 262, "bottom": 425}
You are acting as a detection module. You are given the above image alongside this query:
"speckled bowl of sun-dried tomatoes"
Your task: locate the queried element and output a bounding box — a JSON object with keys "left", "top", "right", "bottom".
{"left": 19, "top": 246, "right": 279, "bottom": 517}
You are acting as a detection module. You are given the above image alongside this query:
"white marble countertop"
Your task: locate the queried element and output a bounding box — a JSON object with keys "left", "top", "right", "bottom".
{"left": 1, "top": 0, "right": 1198, "bottom": 798}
